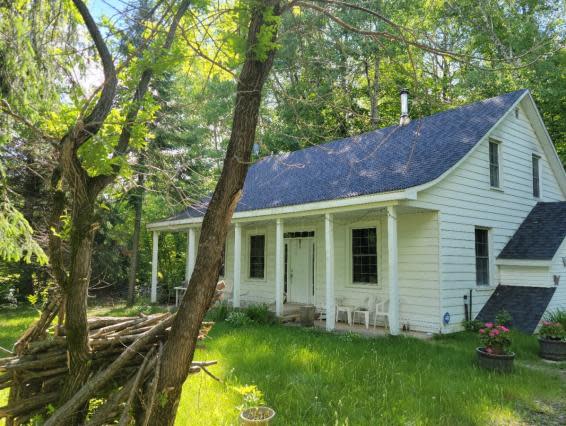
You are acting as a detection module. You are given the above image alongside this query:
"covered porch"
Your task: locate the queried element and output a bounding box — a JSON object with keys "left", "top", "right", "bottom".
{"left": 148, "top": 201, "right": 441, "bottom": 335}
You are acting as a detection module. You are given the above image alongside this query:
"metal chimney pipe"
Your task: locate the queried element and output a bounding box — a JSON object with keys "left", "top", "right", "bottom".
{"left": 400, "top": 88, "right": 410, "bottom": 125}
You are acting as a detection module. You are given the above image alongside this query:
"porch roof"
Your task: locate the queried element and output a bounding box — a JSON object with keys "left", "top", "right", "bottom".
{"left": 156, "top": 90, "right": 526, "bottom": 225}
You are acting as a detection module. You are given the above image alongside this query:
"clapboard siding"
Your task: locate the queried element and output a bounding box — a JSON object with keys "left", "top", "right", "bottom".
{"left": 548, "top": 239, "right": 566, "bottom": 313}
{"left": 221, "top": 210, "right": 440, "bottom": 332}
{"left": 407, "top": 102, "right": 565, "bottom": 332}
{"left": 499, "top": 266, "right": 552, "bottom": 287}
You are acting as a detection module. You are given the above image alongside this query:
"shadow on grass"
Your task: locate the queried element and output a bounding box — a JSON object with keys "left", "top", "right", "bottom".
{"left": 180, "top": 323, "right": 566, "bottom": 426}
{"left": 0, "top": 306, "right": 38, "bottom": 357}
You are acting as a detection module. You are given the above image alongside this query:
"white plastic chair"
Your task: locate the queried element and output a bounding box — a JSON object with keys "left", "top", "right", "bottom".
{"left": 335, "top": 297, "right": 353, "bottom": 326}
{"left": 374, "top": 298, "right": 390, "bottom": 329}
{"left": 353, "top": 296, "right": 374, "bottom": 329}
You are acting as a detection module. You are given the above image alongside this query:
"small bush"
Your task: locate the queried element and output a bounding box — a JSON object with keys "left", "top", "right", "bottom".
{"left": 545, "top": 308, "right": 566, "bottom": 330}
{"left": 463, "top": 319, "right": 483, "bottom": 332}
{"left": 244, "top": 304, "right": 277, "bottom": 325}
{"left": 539, "top": 321, "right": 566, "bottom": 341}
{"left": 226, "top": 311, "right": 253, "bottom": 327}
{"left": 207, "top": 301, "right": 232, "bottom": 322}
{"left": 495, "top": 309, "right": 513, "bottom": 327}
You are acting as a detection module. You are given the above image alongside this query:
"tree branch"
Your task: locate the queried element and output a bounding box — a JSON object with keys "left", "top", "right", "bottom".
{"left": 68, "top": 0, "right": 117, "bottom": 148}
{"left": 92, "top": 0, "right": 191, "bottom": 192}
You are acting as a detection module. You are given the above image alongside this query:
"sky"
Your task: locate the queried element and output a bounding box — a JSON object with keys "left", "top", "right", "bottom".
{"left": 89, "top": 0, "right": 124, "bottom": 22}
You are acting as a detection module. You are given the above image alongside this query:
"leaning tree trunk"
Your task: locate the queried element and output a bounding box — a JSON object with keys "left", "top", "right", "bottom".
{"left": 146, "top": 2, "right": 281, "bottom": 425}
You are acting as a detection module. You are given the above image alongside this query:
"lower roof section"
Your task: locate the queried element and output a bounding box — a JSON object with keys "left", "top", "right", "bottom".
{"left": 498, "top": 202, "right": 566, "bottom": 261}
{"left": 475, "top": 285, "right": 556, "bottom": 334}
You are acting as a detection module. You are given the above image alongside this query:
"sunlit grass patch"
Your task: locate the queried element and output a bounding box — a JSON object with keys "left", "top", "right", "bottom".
{"left": 0, "top": 307, "right": 564, "bottom": 425}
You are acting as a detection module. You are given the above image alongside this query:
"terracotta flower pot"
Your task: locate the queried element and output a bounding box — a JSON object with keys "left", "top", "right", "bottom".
{"left": 240, "top": 406, "right": 276, "bottom": 425}
{"left": 476, "top": 347, "right": 515, "bottom": 373}
{"left": 538, "top": 338, "right": 566, "bottom": 361}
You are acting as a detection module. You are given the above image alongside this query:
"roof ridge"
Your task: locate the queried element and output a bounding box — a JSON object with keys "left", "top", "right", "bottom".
{"left": 252, "top": 89, "right": 528, "bottom": 166}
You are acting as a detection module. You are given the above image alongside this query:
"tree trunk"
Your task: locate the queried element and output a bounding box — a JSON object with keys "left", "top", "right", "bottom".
{"left": 127, "top": 157, "right": 146, "bottom": 306}
{"left": 57, "top": 165, "right": 99, "bottom": 423}
{"left": 370, "top": 55, "right": 380, "bottom": 127}
{"left": 146, "top": 2, "right": 281, "bottom": 425}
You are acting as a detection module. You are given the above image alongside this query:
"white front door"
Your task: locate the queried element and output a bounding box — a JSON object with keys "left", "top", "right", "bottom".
{"left": 286, "top": 238, "right": 315, "bottom": 304}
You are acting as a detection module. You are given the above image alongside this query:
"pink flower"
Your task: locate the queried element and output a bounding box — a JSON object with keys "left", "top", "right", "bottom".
{"left": 485, "top": 322, "right": 494, "bottom": 328}
{"left": 500, "top": 326, "right": 509, "bottom": 332}
{"left": 479, "top": 329, "right": 485, "bottom": 334}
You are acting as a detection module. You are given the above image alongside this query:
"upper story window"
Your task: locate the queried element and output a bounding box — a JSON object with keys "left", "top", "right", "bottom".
{"left": 352, "top": 228, "right": 378, "bottom": 284}
{"left": 489, "top": 140, "right": 500, "bottom": 188}
{"left": 249, "top": 235, "right": 265, "bottom": 279}
{"left": 532, "top": 154, "right": 541, "bottom": 198}
{"left": 475, "top": 228, "right": 490, "bottom": 286}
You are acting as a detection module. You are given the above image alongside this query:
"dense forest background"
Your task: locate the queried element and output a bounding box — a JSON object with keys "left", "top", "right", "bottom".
{"left": 1, "top": 0, "right": 565, "bottom": 305}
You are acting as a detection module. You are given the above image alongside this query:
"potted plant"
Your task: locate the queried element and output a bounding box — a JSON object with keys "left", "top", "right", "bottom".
{"left": 476, "top": 322, "right": 515, "bottom": 373}
{"left": 235, "top": 385, "right": 275, "bottom": 425}
{"left": 538, "top": 321, "right": 566, "bottom": 361}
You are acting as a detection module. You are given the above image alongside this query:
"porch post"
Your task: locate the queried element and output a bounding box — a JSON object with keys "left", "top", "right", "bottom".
{"left": 325, "top": 213, "right": 335, "bottom": 331}
{"left": 275, "top": 219, "right": 284, "bottom": 316}
{"left": 233, "top": 223, "right": 242, "bottom": 308}
{"left": 387, "top": 205, "right": 400, "bottom": 335}
{"left": 151, "top": 231, "right": 159, "bottom": 303}
{"left": 185, "top": 228, "right": 196, "bottom": 282}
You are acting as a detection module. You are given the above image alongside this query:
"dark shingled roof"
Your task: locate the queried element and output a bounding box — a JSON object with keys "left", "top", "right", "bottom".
{"left": 475, "top": 285, "right": 556, "bottom": 334}
{"left": 169, "top": 90, "right": 527, "bottom": 221}
{"left": 498, "top": 202, "right": 566, "bottom": 260}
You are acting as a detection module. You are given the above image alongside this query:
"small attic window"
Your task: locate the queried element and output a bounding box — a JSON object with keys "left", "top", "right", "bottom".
{"left": 514, "top": 108, "right": 520, "bottom": 119}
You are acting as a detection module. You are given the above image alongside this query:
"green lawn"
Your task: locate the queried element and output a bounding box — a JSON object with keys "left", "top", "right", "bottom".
{"left": 1, "top": 306, "right": 565, "bottom": 425}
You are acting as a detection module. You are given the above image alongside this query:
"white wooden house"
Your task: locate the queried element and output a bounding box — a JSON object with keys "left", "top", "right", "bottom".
{"left": 148, "top": 89, "right": 566, "bottom": 335}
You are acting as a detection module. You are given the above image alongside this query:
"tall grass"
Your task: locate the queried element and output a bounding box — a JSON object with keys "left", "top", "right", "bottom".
{"left": 1, "top": 307, "right": 564, "bottom": 426}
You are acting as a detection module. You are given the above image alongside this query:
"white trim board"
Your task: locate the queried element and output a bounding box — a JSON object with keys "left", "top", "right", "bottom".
{"left": 147, "top": 190, "right": 414, "bottom": 230}
{"left": 496, "top": 259, "right": 552, "bottom": 267}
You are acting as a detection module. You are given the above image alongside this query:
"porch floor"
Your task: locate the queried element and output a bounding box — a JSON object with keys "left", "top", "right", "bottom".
{"left": 270, "top": 303, "right": 432, "bottom": 339}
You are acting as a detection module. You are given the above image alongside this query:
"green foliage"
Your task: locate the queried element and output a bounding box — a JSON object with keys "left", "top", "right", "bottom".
{"left": 243, "top": 304, "right": 277, "bottom": 325}
{"left": 462, "top": 319, "right": 483, "bottom": 332}
{"left": 1, "top": 308, "right": 565, "bottom": 424}
{"left": 252, "top": 7, "right": 281, "bottom": 62}
{"left": 0, "top": 200, "right": 47, "bottom": 265}
{"left": 544, "top": 308, "right": 566, "bottom": 331}
{"left": 233, "top": 384, "right": 266, "bottom": 411}
{"left": 495, "top": 309, "right": 513, "bottom": 327}
{"left": 225, "top": 311, "right": 253, "bottom": 327}
{"left": 478, "top": 322, "right": 512, "bottom": 355}
{"left": 538, "top": 321, "right": 566, "bottom": 341}
{"left": 206, "top": 301, "right": 233, "bottom": 322}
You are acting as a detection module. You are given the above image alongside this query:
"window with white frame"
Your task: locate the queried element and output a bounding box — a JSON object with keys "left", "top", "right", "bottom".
{"left": 532, "top": 154, "right": 541, "bottom": 198}
{"left": 249, "top": 235, "right": 265, "bottom": 279}
{"left": 489, "top": 140, "right": 500, "bottom": 188}
{"left": 351, "top": 228, "right": 378, "bottom": 284}
{"left": 475, "top": 228, "right": 490, "bottom": 286}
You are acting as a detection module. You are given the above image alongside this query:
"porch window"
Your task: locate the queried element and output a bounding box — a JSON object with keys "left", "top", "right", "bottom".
{"left": 249, "top": 235, "right": 265, "bottom": 279}
{"left": 475, "top": 228, "right": 489, "bottom": 286}
{"left": 532, "top": 154, "right": 540, "bottom": 198}
{"left": 352, "top": 228, "right": 377, "bottom": 284}
{"left": 489, "top": 140, "right": 500, "bottom": 188}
